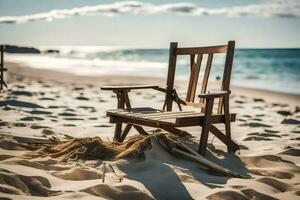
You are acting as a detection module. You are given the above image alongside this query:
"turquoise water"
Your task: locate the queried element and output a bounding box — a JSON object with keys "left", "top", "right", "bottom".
{"left": 91, "top": 48, "right": 300, "bottom": 94}
{"left": 7, "top": 47, "right": 300, "bottom": 94}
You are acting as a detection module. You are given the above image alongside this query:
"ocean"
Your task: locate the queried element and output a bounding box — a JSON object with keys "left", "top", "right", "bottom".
{"left": 5, "top": 47, "right": 300, "bottom": 94}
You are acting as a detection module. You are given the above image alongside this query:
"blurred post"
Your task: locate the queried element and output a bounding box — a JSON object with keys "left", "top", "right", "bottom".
{"left": 0, "top": 45, "right": 7, "bottom": 90}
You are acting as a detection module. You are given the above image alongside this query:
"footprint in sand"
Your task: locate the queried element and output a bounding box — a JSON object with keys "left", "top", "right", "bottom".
{"left": 63, "top": 117, "right": 84, "bottom": 121}
{"left": 257, "top": 177, "right": 293, "bottom": 193}
{"left": 20, "top": 116, "right": 44, "bottom": 121}
{"left": 207, "top": 191, "right": 248, "bottom": 200}
{"left": 265, "top": 129, "right": 280, "bottom": 133}
{"left": 241, "top": 188, "right": 277, "bottom": 200}
{"left": 243, "top": 136, "right": 273, "bottom": 141}
{"left": 30, "top": 125, "right": 49, "bottom": 129}
{"left": 277, "top": 110, "right": 292, "bottom": 116}
{"left": 281, "top": 118, "right": 300, "bottom": 125}
{"left": 59, "top": 112, "right": 77, "bottom": 117}
{"left": 13, "top": 122, "right": 27, "bottom": 127}
{"left": 279, "top": 148, "right": 300, "bottom": 157}
{"left": 63, "top": 124, "right": 76, "bottom": 127}
{"left": 0, "top": 100, "right": 44, "bottom": 109}
{"left": 38, "top": 97, "right": 55, "bottom": 101}
{"left": 27, "top": 110, "right": 52, "bottom": 115}
{"left": 11, "top": 91, "right": 33, "bottom": 97}
{"left": 94, "top": 125, "right": 113, "bottom": 128}
{"left": 42, "top": 129, "right": 55, "bottom": 135}
{"left": 76, "top": 96, "right": 89, "bottom": 101}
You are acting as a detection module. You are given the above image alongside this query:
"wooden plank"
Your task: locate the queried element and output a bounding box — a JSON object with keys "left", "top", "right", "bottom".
{"left": 190, "top": 54, "right": 195, "bottom": 70}
{"left": 186, "top": 54, "right": 202, "bottom": 102}
{"left": 175, "top": 113, "right": 236, "bottom": 127}
{"left": 200, "top": 53, "right": 213, "bottom": 97}
{"left": 110, "top": 115, "right": 175, "bottom": 127}
{"left": 165, "top": 42, "right": 178, "bottom": 111}
{"left": 175, "top": 45, "right": 227, "bottom": 55}
{"left": 219, "top": 41, "right": 235, "bottom": 114}
{"left": 101, "top": 85, "right": 159, "bottom": 90}
{"left": 109, "top": 111, "right": 236, "bottom": 128}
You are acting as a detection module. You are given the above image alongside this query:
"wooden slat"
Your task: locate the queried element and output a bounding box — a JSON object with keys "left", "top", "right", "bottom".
{"left": 190, "top": 54, "right": 195, "bottom": 70}
{"left": 186, "top": 54, "right": 202, "bottom": 102}
{"left": 175, "top": 45, "right": 227, "bottom": 55}
{"left": 175, "top": 113, "right": 236, "bottom": 126}
{"left": 101, "top": 85, "right": 159, "bottom": 91}
{"left": 219, "top": 41, "right": 235, "bottom": 114}
{"left": 165, "top": 42, "right": 178, "bottom": 111}
{"left": 109, "top": 108, "right": 236, "bottom": 127}
{"left": 200, "top": 53, "right": 213, "bottom": 96}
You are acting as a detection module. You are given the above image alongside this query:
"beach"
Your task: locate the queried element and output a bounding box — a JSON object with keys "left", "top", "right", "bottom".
{"left": 0, "top": 62, "right": 300, "bottom": 200}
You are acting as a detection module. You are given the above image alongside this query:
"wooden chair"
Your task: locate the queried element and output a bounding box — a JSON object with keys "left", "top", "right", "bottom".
{"left": 101, "top": 41, "right": 239, "bottom": 156}
{"left": 0, "top": 45, "right": 7, "bottom": 90}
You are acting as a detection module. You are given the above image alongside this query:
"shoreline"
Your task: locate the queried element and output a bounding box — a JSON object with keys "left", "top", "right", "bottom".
{"left": 5, "top": 61, "right": 300, "bottom": 106}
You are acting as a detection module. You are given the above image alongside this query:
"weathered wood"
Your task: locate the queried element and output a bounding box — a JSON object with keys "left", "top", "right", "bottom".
{"left": 101, "top": 85, "right": 159, "bottom": 91}
{"left": 200, "top": 54, "right": 213, "bottom": 97}
{"left": 119, "top": 124, "right": 132, "bottom": 142}
{"left": 109, "top": 110, "right": 236, "bottom": 127}
{"left": 218, "top": 41, "right": 235, "bottom": 114}
{"left": 198, "top": 97, "right": 214, "bottom": 155}
{"left": 175, "top": 45, "right": 227, "bottom": 55}
{"left": 102, "top": 41, "right": 237, "bottom": 157}
{"left": 165, "top": 42, "right": 178, "bottom": 111}
{"left": 209, "top": 124, "right": 240, "bottom": 152}
{"left": 186, "top": 54, "right": 203, "bottom": 102}
{"left": 0, "top": 45, "right": 7, "bottom": 90}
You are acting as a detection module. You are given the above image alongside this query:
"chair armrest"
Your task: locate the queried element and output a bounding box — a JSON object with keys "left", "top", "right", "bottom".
{"left": 198, "top": 90, "right": 231, "bottom": 99}
{"left": 101, "top": 85, "right": 160, "bottom": 91}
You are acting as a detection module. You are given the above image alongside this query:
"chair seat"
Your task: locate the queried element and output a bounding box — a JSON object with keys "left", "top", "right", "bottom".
{"left": 107, "top": 107, "right": 236, "bottom": 127}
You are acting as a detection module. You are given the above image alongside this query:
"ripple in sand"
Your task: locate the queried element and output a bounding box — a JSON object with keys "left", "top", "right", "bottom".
{"left": 20, "top": 116, "right": 44, "bottom": 121}
{"left": 243, "top": 136, "right": 273, "bottom": 141}
{"left": 81, "top": 184, "right": 154, "bottom": 200}
{"left": 257, "top": 177, "right": 293, "bottom": 192}
{"left": 11, "top": 91, "right": 33, "bottom": 96}
{"left": 52, "top": 168, "right": 101, "bottom": 180}
{"left": 28, "top": 110, "right": 52, "bottom": 115}
{"left": 63, "top": 118, "right": 84, "bottom": 121}
{"left": 0, "top": 169, "right": 61, "bottom": 196}
{"left": 38, "top": 97, "right": 55, "bottom": 101}
{"left": 281, "top": 118, "right": 300, "bottom": 125}
{"left": 59, "top": 112, "right": 77, "bottom": 117}
{"left": 76, "top": 96, "right": 89, "bottom": 101}
{"left": 0, "top": 100, "right": 44, "bottom": 109}
{"left": 30, "top": 125, "right": 49, "bottom": 129}
{"left": 207, "top": 191, "right": 248, "bottom": 200}
{"left": 280, "top": 148, "right": 300, "bottom": 157}
{"left": 241, "top": 188, "right": 277, "bottom": 200}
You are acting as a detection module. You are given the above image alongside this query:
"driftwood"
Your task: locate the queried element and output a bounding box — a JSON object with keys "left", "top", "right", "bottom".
{"left": 23, "top": 133, "right": 247, "bottom": 178}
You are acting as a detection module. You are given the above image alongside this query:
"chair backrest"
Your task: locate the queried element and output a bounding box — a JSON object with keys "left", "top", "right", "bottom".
{"left": 164, "top": 41, "right": 235, "bottom": 113}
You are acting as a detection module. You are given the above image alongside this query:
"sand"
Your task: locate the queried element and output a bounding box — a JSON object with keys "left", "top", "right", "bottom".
{"left": 0, "top": 62, "right": 299, "bottom": 200}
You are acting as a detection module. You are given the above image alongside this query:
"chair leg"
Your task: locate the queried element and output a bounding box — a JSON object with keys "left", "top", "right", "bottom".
{"left": 119, "top": 124, "right": 132, "bottom": 142}
{"left": 223, "top": 96, "right": 232, "bottom": 152}
{"left": 114, "top": 123, "right": 123, "bottom": 142}
{"left": 198, "top": 98, "right": 214, "bottom": 156}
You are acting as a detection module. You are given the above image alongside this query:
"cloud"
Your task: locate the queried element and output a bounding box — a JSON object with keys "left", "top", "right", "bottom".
{"left": 0, "top": 0, "right": 299, "bottom": 24}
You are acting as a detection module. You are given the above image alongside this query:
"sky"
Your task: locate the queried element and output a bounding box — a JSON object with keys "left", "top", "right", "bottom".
{"left": 0, "top": 0, "right": 299, "bottom": 48}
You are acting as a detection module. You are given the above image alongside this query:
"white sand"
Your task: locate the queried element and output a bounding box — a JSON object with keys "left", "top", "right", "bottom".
{"left": 0, "top": 62, "right": 299, "bottom": 200}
